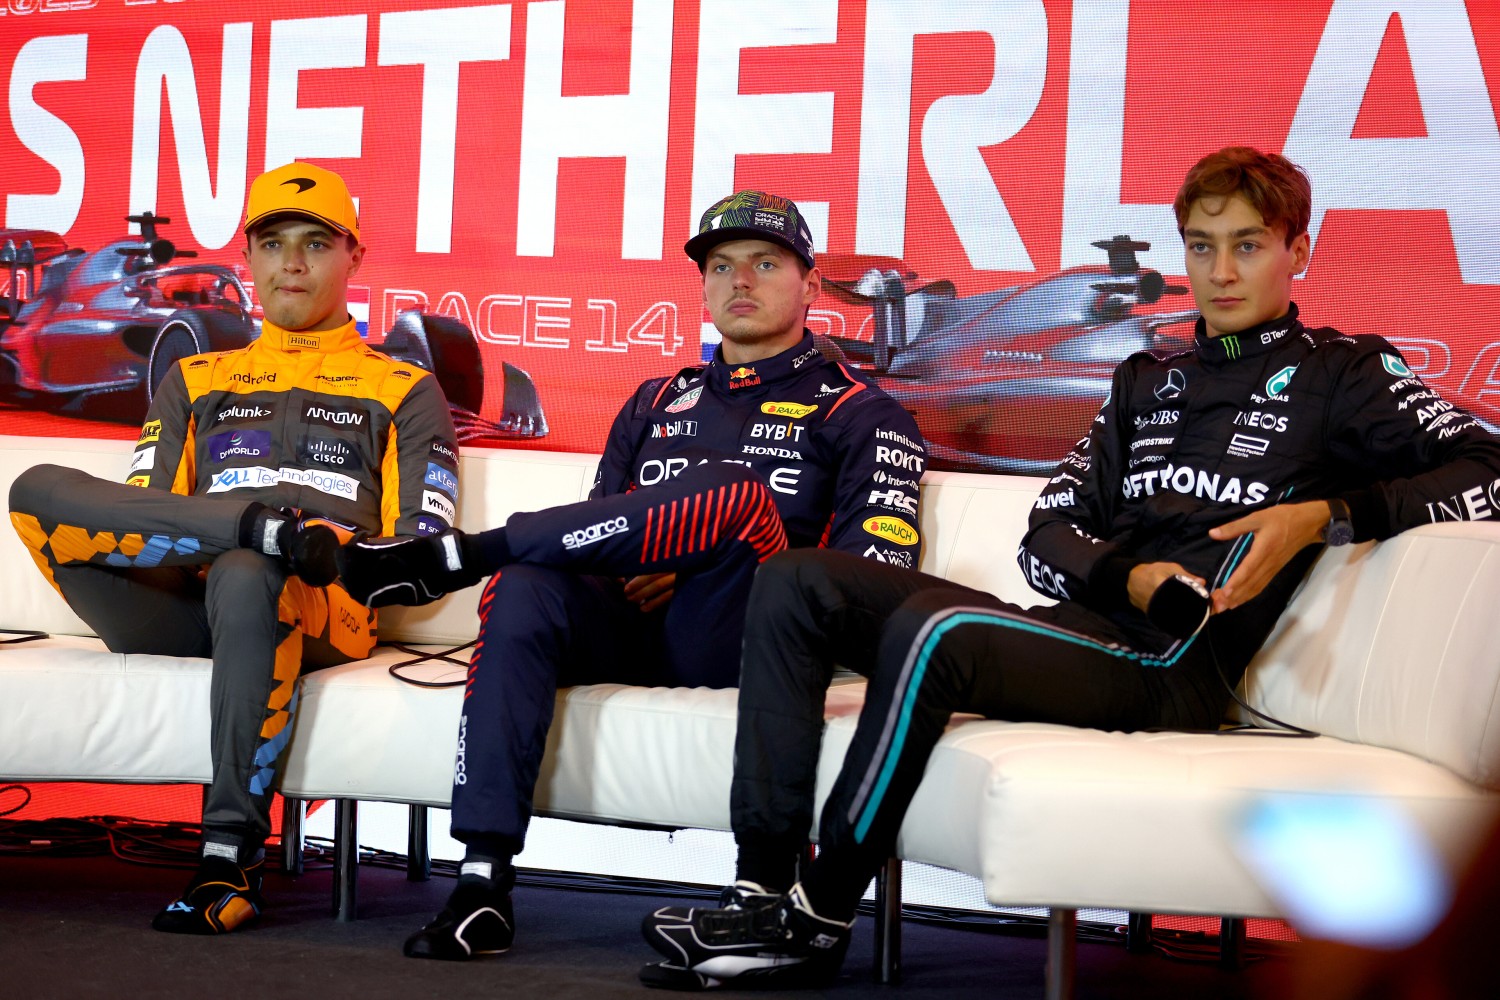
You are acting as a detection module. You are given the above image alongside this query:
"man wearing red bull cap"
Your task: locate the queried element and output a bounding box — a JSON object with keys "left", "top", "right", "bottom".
{"left": 8, "top": 161, "right": 458, "bottom": 934}
{"left": 335, "top": 190, "right": 927, "bottom": 961}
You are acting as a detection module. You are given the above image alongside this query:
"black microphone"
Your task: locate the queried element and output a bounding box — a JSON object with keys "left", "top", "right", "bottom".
{"left": 1147, "top": 574, "right": 1211, "bottom": 638}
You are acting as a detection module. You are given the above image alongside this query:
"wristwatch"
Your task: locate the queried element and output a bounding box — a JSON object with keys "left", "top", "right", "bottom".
{"left": 1322, "top": 498, "right": 1354, "bottom": 547}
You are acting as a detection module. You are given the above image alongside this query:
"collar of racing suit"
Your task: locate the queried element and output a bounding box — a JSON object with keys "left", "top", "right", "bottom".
{"left": 258, "top": 317, "right": 362, "bottom": 353}
{"left": 1192, "top": 303, "right": 1303, "bottom": 365}
{"left": 706, "top": 331, "right": 821, "bottom": 392}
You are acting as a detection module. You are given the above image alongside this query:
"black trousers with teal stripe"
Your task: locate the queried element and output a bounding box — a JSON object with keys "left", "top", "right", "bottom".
{"left": 730, "top": 548, "right": 1236, "bottom": 916}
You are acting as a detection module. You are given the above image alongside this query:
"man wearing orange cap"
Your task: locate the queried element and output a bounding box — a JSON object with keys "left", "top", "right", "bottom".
{"left": 8, "top": 162, "right": 458, "bottom": 934}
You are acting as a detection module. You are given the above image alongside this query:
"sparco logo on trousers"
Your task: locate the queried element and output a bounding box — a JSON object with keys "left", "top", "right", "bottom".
{"left": 454, "top": 716, "right": 468, "bottom": 785}
{"left": 303, "top": 403, "right": 366, "bottom": 429}
{"left": 563, "top": 516, "right": 628, "bottom": 550}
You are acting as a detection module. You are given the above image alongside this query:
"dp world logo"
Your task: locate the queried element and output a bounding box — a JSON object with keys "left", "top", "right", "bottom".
{"left": 1381, "top": 354, "right": 1414, "bottom": 379}
{"left": 1265, "top": 365, "right": 1298, "bottom": 396}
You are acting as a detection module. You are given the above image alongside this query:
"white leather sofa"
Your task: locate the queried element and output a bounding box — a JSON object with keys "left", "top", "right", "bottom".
{"left": 3, "top": 433, "right": 1498, "bottom": 997}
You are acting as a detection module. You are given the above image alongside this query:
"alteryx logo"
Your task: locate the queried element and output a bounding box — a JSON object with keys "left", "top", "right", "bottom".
{"left": 424, "top": 462, "right": 458, "bottom": 499}
{"left": 1265, "top": 365, "right": 1298, "bottom": 396}
{"left": 1381, "top": 354, "right": 1414, "bottom": 379}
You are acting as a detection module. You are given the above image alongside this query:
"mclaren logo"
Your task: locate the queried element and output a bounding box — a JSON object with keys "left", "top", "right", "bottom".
{"left": 281, "top": 177, "right": 316, "bottom": 193}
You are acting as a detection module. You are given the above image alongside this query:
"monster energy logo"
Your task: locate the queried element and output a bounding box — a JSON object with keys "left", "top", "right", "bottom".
{"left": 1220, "top": 334, "right": 1241, "bottom": 360}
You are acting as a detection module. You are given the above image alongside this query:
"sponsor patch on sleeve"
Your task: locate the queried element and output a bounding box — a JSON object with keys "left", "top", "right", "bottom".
{"left": 862, "top": 515, "right": 919, "bottom": 546}
{"left": 126, "top": 474, "right": 150, "bottom": 488}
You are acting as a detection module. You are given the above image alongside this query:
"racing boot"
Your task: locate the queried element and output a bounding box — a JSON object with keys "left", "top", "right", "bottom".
{"left": 639, "top": 883, "right": 853, "bottom": 990}
{"left": 403, "top": 877, "right": 515, "bottom": 960}
{"left": 151, "top": 854, "right": 264, "bottom": 935}
{"left": 337, "top": 528, "right": 490, "bottom": 607}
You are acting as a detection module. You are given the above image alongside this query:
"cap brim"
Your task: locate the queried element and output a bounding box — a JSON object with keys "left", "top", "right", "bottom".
{"left": 684, "top": 227, "right": 812, "bottom": 268}
{"left": 244, "top": 209, "right": 354, "bottom": 238}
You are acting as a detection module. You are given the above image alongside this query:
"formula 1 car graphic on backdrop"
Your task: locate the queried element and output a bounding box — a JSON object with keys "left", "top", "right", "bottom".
{"left": 0, "top": 214, "right": 546, "bottom": 442}
{"left": 819, "top": 236, "right": 1199, "bottom": 473}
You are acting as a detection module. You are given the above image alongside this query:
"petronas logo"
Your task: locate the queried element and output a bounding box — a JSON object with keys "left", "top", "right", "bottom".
{"left": 1266, "top": 365, "right": 1298, "bottom": 396}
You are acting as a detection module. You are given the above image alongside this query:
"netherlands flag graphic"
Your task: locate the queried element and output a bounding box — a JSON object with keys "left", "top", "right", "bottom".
{"left": 700, "top": 304, "right": 720, "bottom": 362}
{"left": 349, "top": 285, "right": 371, "bottom": 337}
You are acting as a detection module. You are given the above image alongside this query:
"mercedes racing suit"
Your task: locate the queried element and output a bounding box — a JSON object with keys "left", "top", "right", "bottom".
{"left": 729, "top": 306, "right": 1500, "bottom": 910}
{"left": 9, "top": 317, "right": 457, "bottom": 853}
{"left": 451, "top": 332, "right": 924, "bottom": 857}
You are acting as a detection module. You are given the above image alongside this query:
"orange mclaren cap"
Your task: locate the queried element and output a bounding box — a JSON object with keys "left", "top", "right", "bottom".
{"left": 243, "top": 162, "right": 360, "bottom": 241}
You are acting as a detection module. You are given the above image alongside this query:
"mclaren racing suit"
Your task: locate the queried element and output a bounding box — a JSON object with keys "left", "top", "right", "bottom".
{"left": 9, "top": 317, "right": 457, "bottom": 852}
{"left": 729, "top": 306, "right": 1500, "bottom": 903}
{"left": 452, "top": 332, "right": 924, "bottom": 857}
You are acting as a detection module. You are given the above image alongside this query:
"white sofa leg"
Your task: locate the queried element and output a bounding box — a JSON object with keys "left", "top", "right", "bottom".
{"left": 873, "top": 857, "right": 902, "bottom": 984}
{"left": 333, "top": 799, "right": 358, "bottom": 921}
{"left": 280, "top": 797, "right": 305, "bottom": 876}
{"left": 1046, "top": 907, "right": 1076, "bottom": 1000}
{"left": 407, "top": 804, "right": 430, "bottom": 881}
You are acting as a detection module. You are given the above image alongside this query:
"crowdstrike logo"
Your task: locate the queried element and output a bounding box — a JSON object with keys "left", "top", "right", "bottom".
{"left": 563, "top": 516, "right": 628, "bottom": 550}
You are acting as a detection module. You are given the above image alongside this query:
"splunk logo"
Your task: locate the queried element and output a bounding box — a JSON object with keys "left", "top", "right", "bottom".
{"left": 563, "top": 515, "right": 628, "bottom": 550}
{"left": 453, "top": 716, "right": 469, "bottom": 785}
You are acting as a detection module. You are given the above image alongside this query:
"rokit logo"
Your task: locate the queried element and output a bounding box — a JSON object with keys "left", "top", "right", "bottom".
{"left": 874, "top": 445, "right": 924, "bottom": 473}
{"left": 303, "top": 403, "right": 365, "bottom": 429}
{"left": 563, "top": 515, "right": 628, "bottom": 550}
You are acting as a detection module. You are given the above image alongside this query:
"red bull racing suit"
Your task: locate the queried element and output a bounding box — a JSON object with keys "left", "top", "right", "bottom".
{"left": 452, "top": 332, "right": 924, "bottom": 857}
{"left": 9, "top": 317, "right": 457, "bottom": 854}
{"left": 729, "top": 306, "right": 1500, "bottom": 906}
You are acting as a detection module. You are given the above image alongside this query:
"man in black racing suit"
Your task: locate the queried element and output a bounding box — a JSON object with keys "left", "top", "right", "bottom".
{"left": 336, "top": 190, "right": 925, "bottom": 961}
{"left": 637, "top": 148, "right": 1500, "bottom": 990}
{"left": 8, "top": 162, "right": 458, "bottom": 935}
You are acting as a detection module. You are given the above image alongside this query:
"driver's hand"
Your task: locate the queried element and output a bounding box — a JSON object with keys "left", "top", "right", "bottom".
{"left": 623, "top": 572, "right": 676, "bottom": 613}
{"left": 1127, "top": 562, "right": 1204, "bottom": 614}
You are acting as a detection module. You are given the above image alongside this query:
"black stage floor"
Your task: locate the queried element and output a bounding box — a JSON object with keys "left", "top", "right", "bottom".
{"left": 0, "top": 855, "right": 1291, "bottom": 999}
